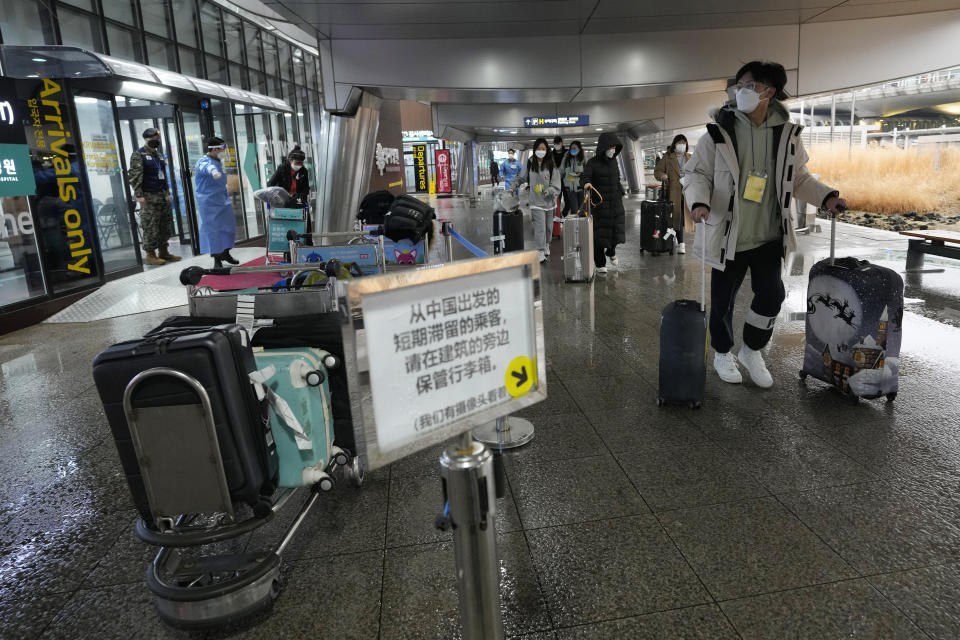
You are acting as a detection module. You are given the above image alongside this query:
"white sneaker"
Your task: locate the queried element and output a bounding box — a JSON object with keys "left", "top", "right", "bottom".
{"left": 609, "top": 256, "right": 619, "bottom": 267}
{"left": 544, "top": 246, "right": 551, "bottom": 257}
{"left": 677, "top": 242, "right": 686, "bottom": 254}
{"left": 538, "top": 250, "right": 546, "bottom": 263}
{"left": 737, "top": 346, "right": 774, "bottom": 388}
{"left": 596, "top": 266, "right": 608, "bottom": 274}
{"left": 713, "top": 352, "right": 743, "bottom": 384}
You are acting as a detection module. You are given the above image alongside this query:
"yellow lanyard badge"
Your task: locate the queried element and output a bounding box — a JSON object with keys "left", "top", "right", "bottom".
{"left": 743, "top": 170, "right": 767, "bottom": 203}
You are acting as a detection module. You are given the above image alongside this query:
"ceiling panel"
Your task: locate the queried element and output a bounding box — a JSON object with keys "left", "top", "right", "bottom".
{"left": 585, "top": 10, "right": 806, "bottom": 33}
{"left": 280, "top": 0, "right": 583, "bottom": 23}
{"left": 327, "top": 20, "right": 582, "bottom": 39}
{"left": 368, "top": 86, "right": 582, "bottom": 104}
{"left": 806, "top": 0, "right": 960, "bottom": 21}
{"left": 573, "top": 78, "right": 727, "bottom": 101}
{"left": 592, "top": 0, "right": 832, "bottom": 17}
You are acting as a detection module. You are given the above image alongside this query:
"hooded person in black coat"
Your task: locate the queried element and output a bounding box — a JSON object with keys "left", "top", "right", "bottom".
{"left": 582, "top": 132, "right": 626, "bottom": 272}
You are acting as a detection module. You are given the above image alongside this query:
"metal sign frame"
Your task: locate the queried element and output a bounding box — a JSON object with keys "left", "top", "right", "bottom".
{"left": 339, "top": 251, "right": 546, "bottom": 471}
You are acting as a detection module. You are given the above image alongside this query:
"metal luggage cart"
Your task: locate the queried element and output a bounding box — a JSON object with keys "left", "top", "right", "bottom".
{"left": 180, "top": 263, "right": 365, "bottom": 489}
{"left": 123, "top": 365, "right": 355, "bottom": 630}
{"left": 286, "top": 229, "right": 387, "bottom": 276}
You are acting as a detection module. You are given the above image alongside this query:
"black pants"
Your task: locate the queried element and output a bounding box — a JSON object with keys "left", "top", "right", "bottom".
{"left": 709, "top": 240, "right": 785, "bottom": 353}
{"left": 593, "top": 240, "right": 616, "bottom": 268}
{"left": 675, "top": 206, "right": 684, "bottom": 244}
{"left": 562, "top": 187, "right": 583, "bottom": 217}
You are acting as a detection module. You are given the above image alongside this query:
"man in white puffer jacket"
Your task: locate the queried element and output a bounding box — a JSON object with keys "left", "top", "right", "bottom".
{"left": 683, "top": 61, "right": 847, "bottom": 389}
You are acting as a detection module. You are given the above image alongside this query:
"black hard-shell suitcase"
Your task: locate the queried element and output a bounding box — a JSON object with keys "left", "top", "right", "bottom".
{"left": 357, "top": 189, "right": 395, "bottom": 224}
{"left": 800, "top": 210, "right": 903, "bottom": 401}
{"left": 658, "top": 223, "right": 706, "bottom": 408}
{"left": 150, "top": 315, "right": 356, "bottom": 453}
{"left": 492, "top": 210, "right": 524, "bottom": 254}
{"left": 640, "top": 200, "right": 675, "bottom": 255}
{"left": 93, "top": 325, "right": 278, "bottom": 525}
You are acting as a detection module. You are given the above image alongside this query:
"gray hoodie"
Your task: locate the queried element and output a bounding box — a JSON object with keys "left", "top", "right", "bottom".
{"left": 512, "top": 160, "right": 561, "bottom": 210}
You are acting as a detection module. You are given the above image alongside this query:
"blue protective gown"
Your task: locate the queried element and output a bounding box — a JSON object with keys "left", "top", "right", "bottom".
{"left": 500, "top": 158, "right": 522, "bottom": 189}
{"left": 194, "top": 155, "right": 236, "bottom": 254}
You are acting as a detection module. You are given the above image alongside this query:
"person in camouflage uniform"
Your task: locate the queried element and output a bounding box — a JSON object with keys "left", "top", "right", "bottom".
{"left": 129, "top": 127, "right": 180, "bottom": 265}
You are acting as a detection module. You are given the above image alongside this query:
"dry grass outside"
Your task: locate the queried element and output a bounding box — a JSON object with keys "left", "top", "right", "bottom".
{"left": 806, "top": 145, "right": 960, "bottom": 215}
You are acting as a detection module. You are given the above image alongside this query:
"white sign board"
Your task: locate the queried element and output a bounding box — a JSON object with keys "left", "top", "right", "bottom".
{"left": 340, "top": 252, "right": 546, "bottom": 471}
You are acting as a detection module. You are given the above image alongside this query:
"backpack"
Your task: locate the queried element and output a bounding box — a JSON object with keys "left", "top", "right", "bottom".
{"left": 357, "top": 190, "right": 396, "bottom": 225}
{"left": 383, "top": 195, "right": 436, "bottom": 244}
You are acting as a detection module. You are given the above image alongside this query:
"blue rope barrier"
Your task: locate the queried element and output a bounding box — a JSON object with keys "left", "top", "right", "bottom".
{"left": 447, "top": 227, "right": 489, "bottom": 258}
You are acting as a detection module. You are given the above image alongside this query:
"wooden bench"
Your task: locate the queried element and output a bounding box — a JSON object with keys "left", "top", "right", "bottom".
{"left": 899, "top": 229, "right": 960, "bottom": 270}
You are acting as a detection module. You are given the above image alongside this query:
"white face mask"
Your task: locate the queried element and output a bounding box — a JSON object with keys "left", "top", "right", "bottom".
{"left": 554, "top": 144, "right": 563, "bottom": 151}
{"left": 605, "top": 148, "right": 616, "bottom": 159}
{"left": 735, "top": 87, "right": 762, "bottom": 114}
{"left": 535, "top": 149, "right": 547, "bottom": 159}
{"left": 291, "top": 163, "right": 303, "bottom": 171}
{"left": 675, "top": 144, "right": 687, "bottom": 153}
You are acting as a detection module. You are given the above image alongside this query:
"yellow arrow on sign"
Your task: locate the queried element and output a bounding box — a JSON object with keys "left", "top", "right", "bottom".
{"left": 505, "top": 355, "right": 536, "bottom": 398}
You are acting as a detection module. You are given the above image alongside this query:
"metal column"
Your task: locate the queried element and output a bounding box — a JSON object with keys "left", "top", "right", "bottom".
{"left": 848, "top": 90, "right": 856, "bottom": 157}
{"left": 315, "top": 91, "right": 382, "bottom": 233}
{"left": 457, "top": 140, "right": 479, "bottom": 206}
{"left": 438, "top": 438, "right": 503, "bottom": 640}
{"left": 621, "top": 137, "right": 643, "bottom": 194}
{"left": 830, "top": 94, "right": 836, "bottom": 145}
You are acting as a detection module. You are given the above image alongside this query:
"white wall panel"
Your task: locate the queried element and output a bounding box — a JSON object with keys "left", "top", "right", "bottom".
{"left": 580, "top": 25, "right": 800, "bottom": 87}
{"left": 664, "top": 92, "right": 728, "bottom": 130}
{"left": 798, "top": 10, "right": 960, "bottom": 94}
{"left": 331, "top": 36, "right": 581, "bottom": 89}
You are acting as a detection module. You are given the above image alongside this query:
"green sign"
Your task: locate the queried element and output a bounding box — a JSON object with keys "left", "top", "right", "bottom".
{"left": 0, "top": 78, "right": 37, "bottom": 197}
{"left": 0, "top": 143, "right": 35, "bottom": 197}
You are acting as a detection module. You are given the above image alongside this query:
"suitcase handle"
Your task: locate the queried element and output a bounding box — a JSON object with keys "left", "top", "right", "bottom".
{"left": 577, "top": 185, "right": 602, "bottom": 218}
{"left": 825, "top": 203, "right": 848, "bottom": 265}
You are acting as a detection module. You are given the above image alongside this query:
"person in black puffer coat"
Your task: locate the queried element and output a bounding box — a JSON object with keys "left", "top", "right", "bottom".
{"left": 582, "top": 132, "right": 626, "bottom": 272}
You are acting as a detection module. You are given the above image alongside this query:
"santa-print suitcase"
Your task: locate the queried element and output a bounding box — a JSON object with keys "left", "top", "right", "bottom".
{"left": 800, "top": 209, "right": 904, "bottom": 401}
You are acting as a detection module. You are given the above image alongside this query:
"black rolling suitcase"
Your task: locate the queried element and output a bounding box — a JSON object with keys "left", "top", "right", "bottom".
{"left": 149, "top": 314, "right": 356, "bottom": 454}
{"left": 657, "top": 223, "right": 706, "bottom": 408}
{"left": 640, "top": 199, "right": 675, "bottom": 255}
{"left": 93, "top": 325, "right": 278, "bottom": 527}
{"left": 492, "top": 210, "right": 524, "bottom": 254}
{"left": 800, "top": 209, "right": 903, "bottom": 401}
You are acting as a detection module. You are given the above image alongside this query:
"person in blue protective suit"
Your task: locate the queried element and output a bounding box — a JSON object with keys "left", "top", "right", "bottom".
{"left": 499, "top": 148, "right": 522, "bottom": 190}
{"left": 194, "top": 136, "right": 238, "bottom": 269}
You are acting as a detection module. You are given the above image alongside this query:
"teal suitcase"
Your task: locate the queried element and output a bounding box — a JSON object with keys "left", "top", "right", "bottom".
{"left": 252, "top": 347, "right": 344, "bottom": 488}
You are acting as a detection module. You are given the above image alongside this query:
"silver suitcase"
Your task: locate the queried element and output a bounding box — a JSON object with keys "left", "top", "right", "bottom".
{"left": 563, "top": 215, "right": 594, "bottom": 282}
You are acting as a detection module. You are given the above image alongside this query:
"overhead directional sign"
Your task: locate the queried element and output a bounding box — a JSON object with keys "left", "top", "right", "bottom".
{"left": 523, "top": 115, "right": 589, "bottom": 128}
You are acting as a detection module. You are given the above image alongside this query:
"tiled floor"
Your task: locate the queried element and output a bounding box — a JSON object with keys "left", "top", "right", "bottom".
{"left": 2, "top": 189, "right": 960, "bottom": 639}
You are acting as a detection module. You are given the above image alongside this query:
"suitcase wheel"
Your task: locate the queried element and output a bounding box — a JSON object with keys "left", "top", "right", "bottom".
{"left": 656, "top": 396, "right": 664, "bottom": 407}
{"left": 690, "top": 402, "right": 701, "bottom": 410}
{"left": 886, "top": 392, "right": 897, "bottom": 402}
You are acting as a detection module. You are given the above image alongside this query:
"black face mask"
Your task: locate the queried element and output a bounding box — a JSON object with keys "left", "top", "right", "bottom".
{"left": 147, "top": 139, "right": 161, "bottom": 149}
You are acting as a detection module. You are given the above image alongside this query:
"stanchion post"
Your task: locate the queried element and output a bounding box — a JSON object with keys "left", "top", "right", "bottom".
{"left": 437, "top": 439, "right": 504, "bottom": 640}
{"left": 442, "top": 221, "right": 455, "bottom": 262}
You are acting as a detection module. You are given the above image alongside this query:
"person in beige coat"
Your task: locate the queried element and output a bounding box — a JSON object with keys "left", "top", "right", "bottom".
{"left": 654, "top": 134, "right": 692, "bottom": 254}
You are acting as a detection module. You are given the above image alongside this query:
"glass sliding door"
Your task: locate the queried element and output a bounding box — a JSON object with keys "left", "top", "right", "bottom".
{"left": 209, "top": 99, "right": 247, "bottom": 241}
{"left": 233, "top": 104, "right": 264, "bottom": 237}
{"left": 0, "top": 195, "right": 46, "bottom": 308}
{"left": 74, "top": 95, "right": 139, "bottom": 273}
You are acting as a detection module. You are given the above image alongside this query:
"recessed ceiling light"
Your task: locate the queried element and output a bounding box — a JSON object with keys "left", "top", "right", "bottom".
{"left": 32, "top": 57, "right": 47, "bottom": 62}
{"left": 595, "top": 128, "right": 603, "bottom": 131}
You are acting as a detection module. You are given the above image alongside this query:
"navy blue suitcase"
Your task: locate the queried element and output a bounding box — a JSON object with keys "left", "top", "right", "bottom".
{"left": 658, "top": 229, "right": 706, "bottom": 408}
